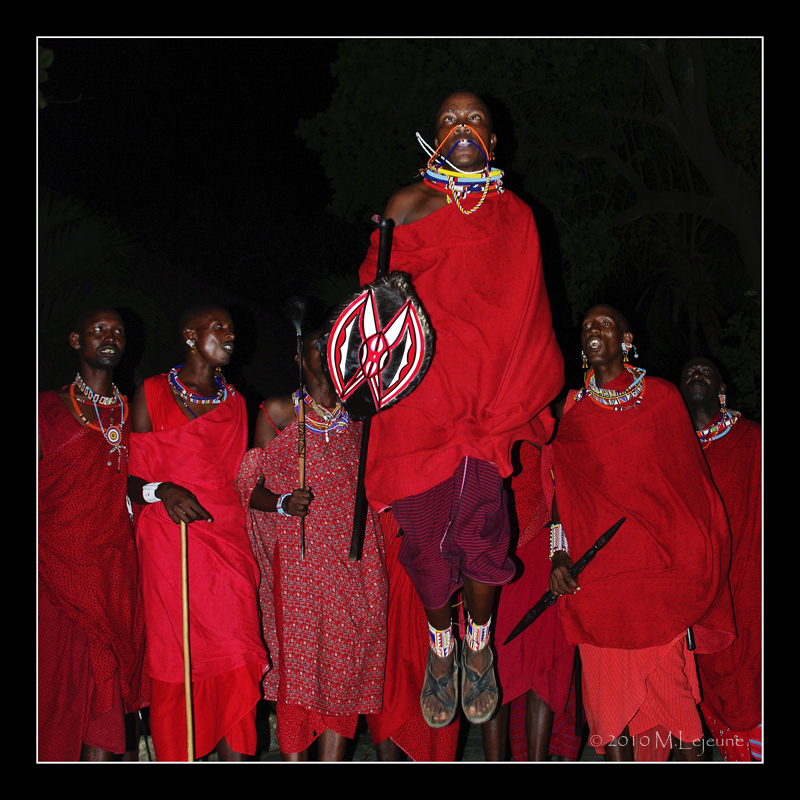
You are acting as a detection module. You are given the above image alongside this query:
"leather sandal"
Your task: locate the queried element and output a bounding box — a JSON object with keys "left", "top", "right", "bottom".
{"left": 461, "top": 644, "right": 499, "bottom": 724}
{"left": 420, "top": 640, "right": 459, "bottom": 728}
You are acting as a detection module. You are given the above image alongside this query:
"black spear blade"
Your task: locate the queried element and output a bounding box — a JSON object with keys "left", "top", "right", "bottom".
{"left": 503, "top": 517, "right": 626, "bottom": 645}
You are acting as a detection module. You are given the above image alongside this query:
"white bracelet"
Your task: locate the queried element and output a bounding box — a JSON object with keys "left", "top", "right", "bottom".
{"left": 549, "top": 523, "right": 569, "bottom": 560}
{"left": 143, "top": 482, "right": 163, "bottom": 504}
{"left": 276, "top": 493, "right": 291, "bottom": 517}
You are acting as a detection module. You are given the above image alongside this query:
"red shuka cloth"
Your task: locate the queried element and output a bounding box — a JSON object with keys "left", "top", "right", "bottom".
{"left": 497, "top": 442, "right": 580, "bottom": 761}
{"left": 545, "top": 375, "right": 736, "bottom": 653}
{"left": 363, "top": 511, "right": 460, "bottom": 761}
{"left": 496, "top": 443, "right": 574, "bottom": 715}
{"left": 234, "top": 410, "right": 388, "bottom": 721}
{"left": 128, "top": 377, "right": 267, "bottom": 685}
{"left": 358, "top": 191, "right": 564, "bottom": 511}
{"left": 695, "top": 417, "right": 762, "bottom": 731}
{"left": 38, "top": 392, "right": 148, "bottom": 723}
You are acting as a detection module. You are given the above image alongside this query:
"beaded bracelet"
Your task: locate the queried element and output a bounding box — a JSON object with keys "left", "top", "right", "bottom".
{"left": 276, "top": 493, "right": 291, "bottom": 517}
{"left": 549, "top": 523, "right": 569, "bottom": 560}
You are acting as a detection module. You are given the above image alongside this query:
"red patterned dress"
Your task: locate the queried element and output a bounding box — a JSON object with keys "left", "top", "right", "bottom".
{"left": 235, "top": 402, "right": 388, "bottom": 754}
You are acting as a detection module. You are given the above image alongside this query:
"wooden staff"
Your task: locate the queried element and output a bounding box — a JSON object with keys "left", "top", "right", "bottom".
{"left": 297, "top": 332, "right": 306, "bottom": 559}
{"left": 285, "top": 296, "right": 308, "bottom": 558}
{"left": 180, "top": 519, "right": 195, "bottom": 761}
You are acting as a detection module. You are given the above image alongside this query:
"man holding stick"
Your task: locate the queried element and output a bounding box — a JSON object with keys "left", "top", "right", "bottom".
{"left": 128, "top": 304, "right": 266, "bottom": 761}
{"left": 236, "top": 328, "right": 387, "bottom": 761}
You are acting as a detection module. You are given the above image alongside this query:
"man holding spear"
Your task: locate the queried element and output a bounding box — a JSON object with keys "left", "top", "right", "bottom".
{"left": 542, "top": 305, "right": 736, "bottom": 761}
{"left": 236, "top": 325, "right": 388, "bottom": 761}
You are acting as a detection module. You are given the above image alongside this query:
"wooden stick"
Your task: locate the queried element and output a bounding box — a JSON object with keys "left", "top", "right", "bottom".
{"left": 297, "top": 337, "right": 306, "bottom": 558}
{"left": 180, "top": 519, "right": 195, "bottom": 761}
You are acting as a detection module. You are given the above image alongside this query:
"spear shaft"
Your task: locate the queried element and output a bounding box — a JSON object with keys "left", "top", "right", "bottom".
{"left": 349, "top": 217, "right": 394, "bottom": 561}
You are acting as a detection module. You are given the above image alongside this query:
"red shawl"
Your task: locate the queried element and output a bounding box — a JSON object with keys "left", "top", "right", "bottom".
{"left": 38, "top": 391, "right": 148, "bottom": 714}
{"left": 129, "top": 377, "right": 267, "bottom": 684}
{"left": 363, "top": 511, "right": 460, "bottom": 761}
{"left": 696, "top": 417, "right": 762, "bottom": 730}
{"left": 358, "top": 190, "right": 564, "bottom": 511}
{"left": 495, "top": 443, "right": 574, "bottom": 712}
{"left": 545, "top": 375, "right": 736, "bottom": 653}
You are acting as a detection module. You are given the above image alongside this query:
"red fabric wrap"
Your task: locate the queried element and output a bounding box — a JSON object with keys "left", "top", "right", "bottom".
{"left": 545, "top": 375, "right": 736, "bottom": 652}
{"left": 148, "top": 665, "right": 261, "bottom": 760}
{"left": 695, "top": 417, "right": 762, "bottom": 731}
{"left": 496, "top": 443, "right": 574, "bottom": 713}
{"left": 579, "top": 633, "right": 703, "bottom": 750}
{"left": 38, "top": 587, "right": 128, "bottom": 759}
{"left": 363, "top": 511, "right": 460, "bottom": 761}
{"left": 38, "top": 392, "right": 148, "bottom": 722}
{"left": 129, "top": 376, "right": 267, "bottom": 685}
{"left": 234, "top": 410, "right": 388, "bottom": 729}
{"left": 358, "top": 191, "right": 564, "bottom": 511}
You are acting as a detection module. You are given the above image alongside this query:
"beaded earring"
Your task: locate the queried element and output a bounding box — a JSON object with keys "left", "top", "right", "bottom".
{"left": 581, "top": 351, "right": 588, "bottom": 369}
{"left": 719, "top": 392, "right": 727, "bottom": 412}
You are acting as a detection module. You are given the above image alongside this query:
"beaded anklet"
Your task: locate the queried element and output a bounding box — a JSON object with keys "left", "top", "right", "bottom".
{"left": 464, "top": 613, "right": 492, "bottom": 652}
{"left": 428, "top": 622, "right": 455, "bottom": 658}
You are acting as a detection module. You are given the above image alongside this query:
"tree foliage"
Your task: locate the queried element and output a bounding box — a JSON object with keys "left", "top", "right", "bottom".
{"left": 39, "top": 45, "right": 53, "bottom": 109}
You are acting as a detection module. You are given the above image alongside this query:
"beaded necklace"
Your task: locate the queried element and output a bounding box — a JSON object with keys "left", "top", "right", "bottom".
{"left": 422, "top": 166, "right": 504, "bottom": 215}
{"left": 292, "top": 388, "right": 349, "bottom": 444}
{"left": 417, "top": 130, "right": 504, "bottom": 216}
{"left": 67, "top": 380, "right": 129, "bottom": 470}
{"left": 168, "top": 365, "right": 233, "bottom": 405}
{"left": 74, "top": 372, "right": 120, "bottom": 405}
{"left": 576, "top": 364, "right": 647, "bottom": 411}
{"left": 696, "top": 408, "right": 741, "bottom": 449}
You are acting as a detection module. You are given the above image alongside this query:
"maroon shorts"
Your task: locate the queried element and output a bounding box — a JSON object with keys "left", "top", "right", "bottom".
{"left": 392, "top": 456, "right": 515, "bottom": 610}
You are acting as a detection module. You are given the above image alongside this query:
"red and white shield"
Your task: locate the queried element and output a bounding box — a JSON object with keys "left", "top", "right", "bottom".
{"left": 326, "top": 286, "right": 429, "bottom": 413}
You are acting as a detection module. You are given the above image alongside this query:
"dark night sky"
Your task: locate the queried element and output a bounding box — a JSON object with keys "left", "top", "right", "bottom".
{"left": 38, "top": 37, "right": 341, "bottom": 217}
{"left": 38, "top": 37, "right": 350, "bottom": 400}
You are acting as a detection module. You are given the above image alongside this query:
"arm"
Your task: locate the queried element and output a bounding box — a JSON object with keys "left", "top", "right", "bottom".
{"left": 548, "top": 494, "right": 580, "bottom": 596}
{"left": 248, "top": 402, "right": 314, "bottom": 517}
{"left": 127, "top": 381, "right": 213, "bottom": 524}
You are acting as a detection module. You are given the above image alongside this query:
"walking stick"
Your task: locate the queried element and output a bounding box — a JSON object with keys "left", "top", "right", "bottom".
{"left": 349, "top": 216, "right": 394, "bottom": 562}
{"left": 286, "top": 296, "right": 308, "bottom": 558}
{"left": 298, "top": 349, "right": 306, "bottom": 560}
{"left": 180, "top": 519, "right": 195, "bottom": 761}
